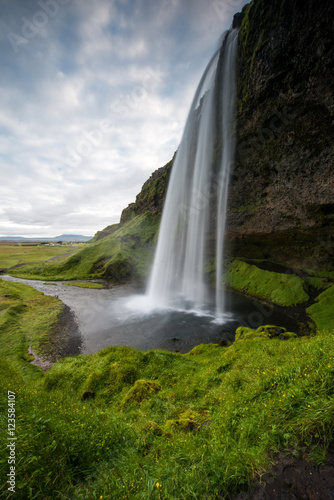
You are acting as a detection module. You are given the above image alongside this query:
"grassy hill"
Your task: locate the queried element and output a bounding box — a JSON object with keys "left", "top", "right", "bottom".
{"left": 7, "top": 212, "right": 160, "bottom": 282}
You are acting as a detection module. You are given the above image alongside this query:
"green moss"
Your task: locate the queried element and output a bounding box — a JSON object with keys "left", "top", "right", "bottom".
{"left": 2, "top": 320, "right": 334, "bottom": 498}
{"left": 225, "top": 260, "right": 309, "bottom": 306}
{"left": 90, "top": 223, "right": 120, "bottom": 243}
{"left": 187, "top": 343, "right": 220, "bottom": 356}
{"left": 235, "top": 325, "right": 297, "bottom": 343}
{"left": 164, "top": 411, "right": 209, "bottom": 434}
{"left": 305, "top": 277, "right": 332, "bottom": 291}
{"left": 143, "top": 421, "right": 164, "bottom": 436}
{"left": 306, "top": 285, "right": 334, "bottom": 331}
{"left": 121, "top": 379, "right": 161, "bottom": 407}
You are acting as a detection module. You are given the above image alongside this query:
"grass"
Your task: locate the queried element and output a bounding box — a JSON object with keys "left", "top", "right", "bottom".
{"left": 61, "top": 282, "right": 105, "bottom": 289}
{"left": 1, "top": 324, "right": 334, "bottom": 499}
{"left": 0, "top": 279, "right": 63, "bottom": 380}
{"left": 7, "top": 213, "right": 160, "bottom": 282}
{"left": 224, "top": 260, "right": 309, "bottom": 306}
{"left": 0, "top": 244, "right": 80, "bottom": 270}
{"left": 306, "top": 285, "right": 334, "bottom": 331}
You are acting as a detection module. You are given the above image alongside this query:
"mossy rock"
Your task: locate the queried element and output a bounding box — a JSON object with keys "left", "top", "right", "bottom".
{"left": 225, "top": 260, "right": 309, "bottom": 307}
{"left": 22, "top": 353, "right": 35, "bottom": 362}
{"left": 121, "top": 379, "right": 161, "bottom": 407}
{"left": 143, "top": 421, "right": 163, "bottom": 436}
{"left": 164, "top": 410, "right": 210, "bottom": 434}
{"left": 235, "top": 325, "right": 297, "bottom": 342}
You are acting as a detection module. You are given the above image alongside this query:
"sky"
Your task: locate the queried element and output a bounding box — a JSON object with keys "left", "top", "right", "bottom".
{"left": 0, "top": 0, "right": 249, "bottom": 238}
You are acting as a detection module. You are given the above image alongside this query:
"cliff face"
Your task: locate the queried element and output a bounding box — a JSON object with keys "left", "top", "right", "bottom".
{"left": 227, "top": 0, "right": 334, "bottom": 268}
{"left": 120, "top": 157, "right": 174, "bottom": 224}
{"left": 96, "top": 0, "right": 334, "bottom": 270}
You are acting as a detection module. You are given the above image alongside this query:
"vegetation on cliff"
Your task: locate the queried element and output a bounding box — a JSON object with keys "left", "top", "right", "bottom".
{"left": 224, "top": 260, "right": 309, "bottom": 307}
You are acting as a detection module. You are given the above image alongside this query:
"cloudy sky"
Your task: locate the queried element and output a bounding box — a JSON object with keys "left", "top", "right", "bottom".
{"left": 0, "top": 0, "right": 249, "bottom": 238}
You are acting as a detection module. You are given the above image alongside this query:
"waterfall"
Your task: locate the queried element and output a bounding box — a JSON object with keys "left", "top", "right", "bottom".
{"left": 146, "top": 29, "right": 238, "bottom": 320}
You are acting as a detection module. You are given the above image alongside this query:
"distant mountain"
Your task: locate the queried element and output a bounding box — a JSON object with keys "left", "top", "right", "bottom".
{"left": 0, "top": 235, "right": 92, "bottom": 242}
{"left": 53, "top": 235, "right": 92, "bottom": 242}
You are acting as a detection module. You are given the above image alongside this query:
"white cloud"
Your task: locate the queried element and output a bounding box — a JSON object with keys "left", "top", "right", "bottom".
{"left": 0, "top": 0, "right": 249, "bottom": 237}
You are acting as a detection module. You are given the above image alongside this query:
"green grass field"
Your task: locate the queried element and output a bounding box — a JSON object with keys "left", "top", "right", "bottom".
{"left": 0, "top": 243, "right": 82, "bottom": 270}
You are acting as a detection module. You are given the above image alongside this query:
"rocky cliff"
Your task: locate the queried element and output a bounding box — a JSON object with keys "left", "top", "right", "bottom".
{"left": 96, "top": 0, "right": 334, "bottom": 270}
{"left": 228, "top": 0, "right": 334, "bottom": 269}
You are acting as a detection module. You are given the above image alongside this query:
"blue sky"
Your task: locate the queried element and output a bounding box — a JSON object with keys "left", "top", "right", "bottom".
{"left": 0, "top": 0, "right": 249, "bottom": 237}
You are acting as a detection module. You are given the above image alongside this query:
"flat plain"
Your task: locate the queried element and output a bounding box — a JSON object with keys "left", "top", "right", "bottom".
{"left": 0, "top": 242, "right": 83, "bottom": 270}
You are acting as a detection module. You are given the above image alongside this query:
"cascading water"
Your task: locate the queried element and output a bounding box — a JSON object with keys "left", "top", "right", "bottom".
{"left": 146, "top": 29, "right": 238, "bottom": 320}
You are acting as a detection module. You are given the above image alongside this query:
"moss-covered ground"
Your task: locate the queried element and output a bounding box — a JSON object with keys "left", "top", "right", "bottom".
{"left": 307, "top": 285, "right": 334, "bottom": 331}
{"left": 1, "top": 276, "right": 334, "bottom": 499}
{"left": 224, "top": 260, "right": 310, "bottom": 307}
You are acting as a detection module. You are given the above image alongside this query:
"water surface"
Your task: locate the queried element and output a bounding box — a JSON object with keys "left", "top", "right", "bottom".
{"left": 2, "top": 275, "right": 299, "bottom": 354}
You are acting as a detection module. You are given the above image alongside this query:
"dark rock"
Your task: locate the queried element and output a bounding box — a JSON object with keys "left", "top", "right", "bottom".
{"left": 226, "top": 0, "right": 334, "bottom": 269}
{"left": 232, "top": 11, "right": 245, "bottom": 29}
{"left": 81, "top": 391, "right": 95, "bottom": 401}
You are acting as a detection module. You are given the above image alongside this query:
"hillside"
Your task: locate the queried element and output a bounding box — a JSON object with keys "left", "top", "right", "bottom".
{"left": 7, "top": 212, "right": 160, "bottom": 282}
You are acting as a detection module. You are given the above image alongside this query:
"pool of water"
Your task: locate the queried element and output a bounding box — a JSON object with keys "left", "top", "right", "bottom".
{"left": 1, "top": 275, "right": 300, "bottom": 354}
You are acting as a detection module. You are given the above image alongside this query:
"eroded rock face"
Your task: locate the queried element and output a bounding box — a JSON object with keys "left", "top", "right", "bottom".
{"left": 120, "top": 157, "right": 174, "bottom": 223}
{"left": 227, "top": 0, "right": 334, "bottom": 267}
